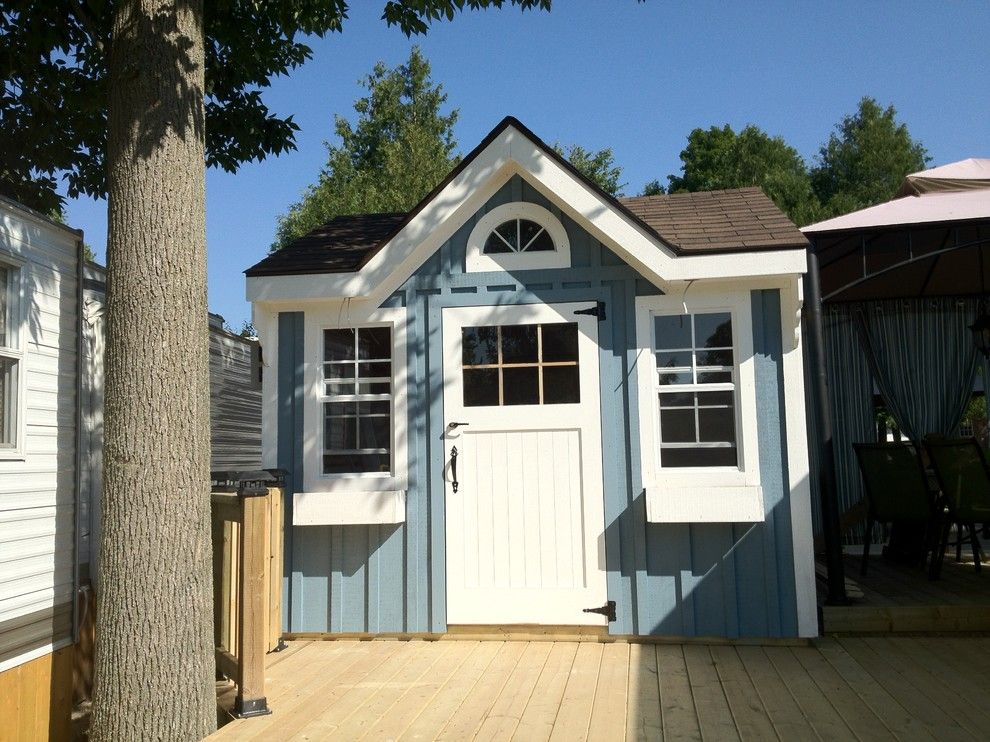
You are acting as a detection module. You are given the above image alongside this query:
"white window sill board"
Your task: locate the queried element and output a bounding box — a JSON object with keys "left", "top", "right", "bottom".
{"left": 645, "top": 485, "right": 765, "bottom": 523}
{"left": 293, "top": 490, "right": 405, "bottom": 525}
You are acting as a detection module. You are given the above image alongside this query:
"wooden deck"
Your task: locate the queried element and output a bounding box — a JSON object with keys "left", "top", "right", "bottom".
{"left": 819, "top": 548, "right": 990, "bottom": 633}
{"left": 211, "top": 636, "right": 990, "bottom": 740}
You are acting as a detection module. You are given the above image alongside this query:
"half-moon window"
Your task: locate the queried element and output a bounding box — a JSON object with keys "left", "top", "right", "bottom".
{"left": 483, "top": 219, "right": 555, "bottom": 255}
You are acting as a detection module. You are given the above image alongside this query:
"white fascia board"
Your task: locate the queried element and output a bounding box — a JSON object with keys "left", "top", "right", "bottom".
{"left": 246, "top": 123, "right": 808, "bottom": 304}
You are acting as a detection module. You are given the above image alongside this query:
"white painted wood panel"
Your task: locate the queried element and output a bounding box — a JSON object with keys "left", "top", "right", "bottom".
{"left": 442, "top": 302, "right": 608, "bottom": 626}
{"left": 0, "top": 198, "right": 79, "bottom": 671}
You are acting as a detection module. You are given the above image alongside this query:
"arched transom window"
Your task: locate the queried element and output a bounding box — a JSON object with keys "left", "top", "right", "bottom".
{"left": 466, "top": 201, "right": 570, "bottom": 272}
{"left": 483, "top": 218, "right": 555, "bottom": 254}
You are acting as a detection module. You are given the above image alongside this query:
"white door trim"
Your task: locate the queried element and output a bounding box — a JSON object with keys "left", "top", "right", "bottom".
{"left": 441, "top": 302, "right": 609, "bottom": 626}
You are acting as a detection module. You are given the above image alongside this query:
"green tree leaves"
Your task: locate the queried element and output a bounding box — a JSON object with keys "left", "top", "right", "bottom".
{"left": 657, "top": 97, "right": 930, "bottom": 226}
{"left": 271, "top": 47, "right": 460, "bottom": 251}
{"left": 811, "top": 98, "right": 929, "bottom": 216}
{"left": 552, "top": 143, "right": 625, "bottom": 196}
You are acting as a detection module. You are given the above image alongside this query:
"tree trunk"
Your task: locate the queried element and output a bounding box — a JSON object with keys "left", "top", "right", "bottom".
{"left": 92, "top": 1, "right": 214, "bottom": 739}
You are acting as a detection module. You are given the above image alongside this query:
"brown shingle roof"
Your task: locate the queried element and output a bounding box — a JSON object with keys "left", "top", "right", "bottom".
{"left": 246, "top": 213, "right": 407, "bottom": 277}
{"left": 619, "top": 187, "right": 808, "bottom": 253}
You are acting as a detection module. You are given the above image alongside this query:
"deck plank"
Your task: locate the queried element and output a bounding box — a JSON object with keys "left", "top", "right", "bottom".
{"left": 548, "top": 641, "right": 604, "bottom": 742}
{"left": 398, "top": 640, "right": 504, "bottom": 740}
{"left": 656, "top": 645, "right": 701, "bottom": 741}
{"left": 224, "top": 641, "right": 396, "bottom": 741}
{"left": 836, "top": 638, "right": 969, "bottom": 741}
{"left": 814, "top": 638, "right": 937, "bottom": 742}
{"left": 682, "top": 645, "right": 739, "bottom": 742}
{"left": 474, "top": 641, "right": 554, "bottom": 742}
{"left": 764, "top": 645, "right": 856, "bottom": 741}
{"left": 327, "top": 641, "right": 456, "bottom": 740}
{"left": 734, "top": 645, "right": 816, "bottom": 741}
{"left": 437, "top": 640, "right": 529, "bottom": 740}
{"left": 358, "top": 641, "right": 479, "bottom": 741}
{"left": 512, "top": 642, "right": 580, "bottom": 742}
{"left": 586, "top": 642, "right": 630, "bottom": 742}
{"left": 790, "top": 643, "right": 894, "bottom": 742}
{"left": 866, "top": 637, "right": 990, "bottom": 737}
{"left": 707, "top": 645, "right": 776, "bottom": 742}
{"left": 624, "top": 643, "right": 662, "bottom": 742}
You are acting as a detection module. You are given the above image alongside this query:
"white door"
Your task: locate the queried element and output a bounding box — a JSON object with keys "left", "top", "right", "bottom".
{"left": 442, "top": 302, "right": 608, "bottom": 626}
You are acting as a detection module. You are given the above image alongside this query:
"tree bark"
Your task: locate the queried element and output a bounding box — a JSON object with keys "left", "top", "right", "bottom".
{"left": 93, "top": 1, "right": 214, "bottom": 739}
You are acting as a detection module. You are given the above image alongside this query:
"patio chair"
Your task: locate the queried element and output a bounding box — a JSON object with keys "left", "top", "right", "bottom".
{"left": 853, "top": 442, "right": 939, "bottom": 577}
{"left": 924, "top": 438, "right": 990, "bottom": 577}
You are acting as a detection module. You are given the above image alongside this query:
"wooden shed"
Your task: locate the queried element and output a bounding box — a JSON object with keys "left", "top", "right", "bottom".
{"left": 247, "top": 118, "right": 818, "bottom": 640}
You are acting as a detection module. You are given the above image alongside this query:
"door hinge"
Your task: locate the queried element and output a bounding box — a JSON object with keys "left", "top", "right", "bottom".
{"left": 583, "top": 600, "right": 616, "bottom": 622}
{"left": 574, "top": 301, "right": 606, "bottom": 322}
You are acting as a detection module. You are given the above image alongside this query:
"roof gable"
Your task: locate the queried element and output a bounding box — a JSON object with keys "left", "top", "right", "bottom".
{"left": 247, "top": 117, "right": 807, "bottom": 303}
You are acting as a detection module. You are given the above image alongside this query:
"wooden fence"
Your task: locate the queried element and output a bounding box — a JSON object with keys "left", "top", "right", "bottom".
{"left": 211, "top": 472, "right": 284, "bottom": 718}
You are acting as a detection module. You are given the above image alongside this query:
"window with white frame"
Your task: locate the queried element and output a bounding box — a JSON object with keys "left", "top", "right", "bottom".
{"left": 321, "top": 327, "right": 392, "bottom": 475}
{"left": 0, "top": 263, "right": 22, "bottom": 451}
{"left": 465, "top": 201, "right": 571, "bottom": 272}
{"left": 652, "top": 312, "right": 738, "bottom": 468}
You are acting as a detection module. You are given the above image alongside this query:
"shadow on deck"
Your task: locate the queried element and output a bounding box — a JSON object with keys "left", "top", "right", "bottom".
{"left": 818, "top": 544, "right": 990, "bottom": 634}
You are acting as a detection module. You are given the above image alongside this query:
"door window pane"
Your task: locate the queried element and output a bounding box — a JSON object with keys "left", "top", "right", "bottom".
{"left": 501, "top": 324, "right": 538, "bottom": 363}
{"left": 502, "top": 367, "right": 539, "bottom": 405}
{"left": 462, "top": 322, "right": 581, "bottom": 407}
{"left": 462, "top": 326, "right": 499, "bottom": 366}
{"left": 463, "top": 368, "right": 500, "bottom": 406}
{"left": 542, "top": 365, "right": 580, "bottom": 404}
{"left": 541, "top": 324, "right": 578, "bottom": 362}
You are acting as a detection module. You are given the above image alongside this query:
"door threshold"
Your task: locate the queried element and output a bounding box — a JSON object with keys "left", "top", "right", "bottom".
{"left": 444, "top": 624, "right": 609, "bottom": 641}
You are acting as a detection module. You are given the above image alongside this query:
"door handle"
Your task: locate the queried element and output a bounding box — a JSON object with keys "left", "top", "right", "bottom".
{"left": 447, "top": 421, "right": 470, "bottom": 430}
{"left": 450, "top": 446, "right": 459, "bottom": 493}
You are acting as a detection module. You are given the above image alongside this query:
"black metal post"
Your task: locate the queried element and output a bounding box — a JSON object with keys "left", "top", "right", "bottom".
{"left": 805, "top": 250, "right": 849, "bottom": 605}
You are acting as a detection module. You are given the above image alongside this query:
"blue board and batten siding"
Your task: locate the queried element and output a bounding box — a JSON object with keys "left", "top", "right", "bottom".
{"left": 276, "top": 176, "right": 799, "bottom": 637}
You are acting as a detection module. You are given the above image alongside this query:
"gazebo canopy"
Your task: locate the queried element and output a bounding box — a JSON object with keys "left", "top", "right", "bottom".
{"left": 803, "top": 159, "right": 990, "bottom": 302}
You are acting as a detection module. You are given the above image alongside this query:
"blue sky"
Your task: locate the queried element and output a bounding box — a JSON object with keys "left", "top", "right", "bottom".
{"left": 63, "top": 1, "right": 990, "bottom": 327}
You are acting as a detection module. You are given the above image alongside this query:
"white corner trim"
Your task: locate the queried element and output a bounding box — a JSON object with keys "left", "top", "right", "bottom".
{"left": 645, "top": 486, "right": 765, "bottom": 523}
{"left": 464, "top": 201, "right": 570, "bottom": 272}
{"left": 293, "top": 490, "right": 405, "bottom": 525}
{"left": 245, "top": 122, "right": 808, "bottom": 305}
{"left": 779, "top": 276, "right": 818, "bottom": 637}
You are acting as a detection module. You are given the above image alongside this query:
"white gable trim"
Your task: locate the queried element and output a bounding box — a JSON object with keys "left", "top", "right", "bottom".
{"left": 246, "top": 124, "right": 807, "bottom": 305}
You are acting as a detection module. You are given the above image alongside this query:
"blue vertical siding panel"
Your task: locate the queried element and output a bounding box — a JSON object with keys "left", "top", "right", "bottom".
{"left": 405, "top": 289, "right": 429, "bottom": 631}
{"left": 296, "top": 527, "right": 330, "bottom": 632}
{"left": 600, "top": 279, "right": 635, "bottom": 635}
{"left": 427, "top": 296, "right": 447, "bottom": 631}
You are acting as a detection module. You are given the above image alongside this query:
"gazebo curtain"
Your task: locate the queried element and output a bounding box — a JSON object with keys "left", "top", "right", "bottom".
{"left": 855, "top": 298, "right": 980, "bottom": 442}
{"left": 806, "top": 305, "right": 876, "bottom": 540}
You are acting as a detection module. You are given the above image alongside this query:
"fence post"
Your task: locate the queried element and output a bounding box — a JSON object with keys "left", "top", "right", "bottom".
{"left": 233, "top": 479, "right": 271, "bottom": 718}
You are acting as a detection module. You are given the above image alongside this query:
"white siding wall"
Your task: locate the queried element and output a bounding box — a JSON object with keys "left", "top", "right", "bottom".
{"left": 0, "top": 201, "right": 79, "bottom": 671}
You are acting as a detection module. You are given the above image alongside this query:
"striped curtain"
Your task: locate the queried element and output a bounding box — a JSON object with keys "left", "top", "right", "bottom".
{"left": 806, "top": 304, "right": 876, "bottom": 539}
{"left": 855, "top": 298, "right": 980, "bottom": 442}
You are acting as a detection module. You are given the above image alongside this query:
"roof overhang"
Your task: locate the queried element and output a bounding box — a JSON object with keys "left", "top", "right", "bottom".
{"left": 248, "top": 120, "right": 807, "bottom": 305}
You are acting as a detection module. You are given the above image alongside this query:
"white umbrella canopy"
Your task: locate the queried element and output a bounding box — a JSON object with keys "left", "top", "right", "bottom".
{"left": 803, "top": 159, "right": 990, "bottom": 302}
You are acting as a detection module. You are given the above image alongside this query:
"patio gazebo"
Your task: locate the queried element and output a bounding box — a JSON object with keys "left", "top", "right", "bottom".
{"left": 803, "top": 159, "right": 990, "bottom": 606}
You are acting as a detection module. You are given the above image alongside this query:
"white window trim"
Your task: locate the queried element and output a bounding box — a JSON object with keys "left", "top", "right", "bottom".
{"left": 0, "top": 255, "right": 26, "bottom": 460}
{"left": 635, "top": 288, "right": 763, "bottom": 522}
{"left": 301, "top": 305, "right": 408, "bottom": 506}
{"left": 465, "top": 201, "right": 571, "bottom": 273}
